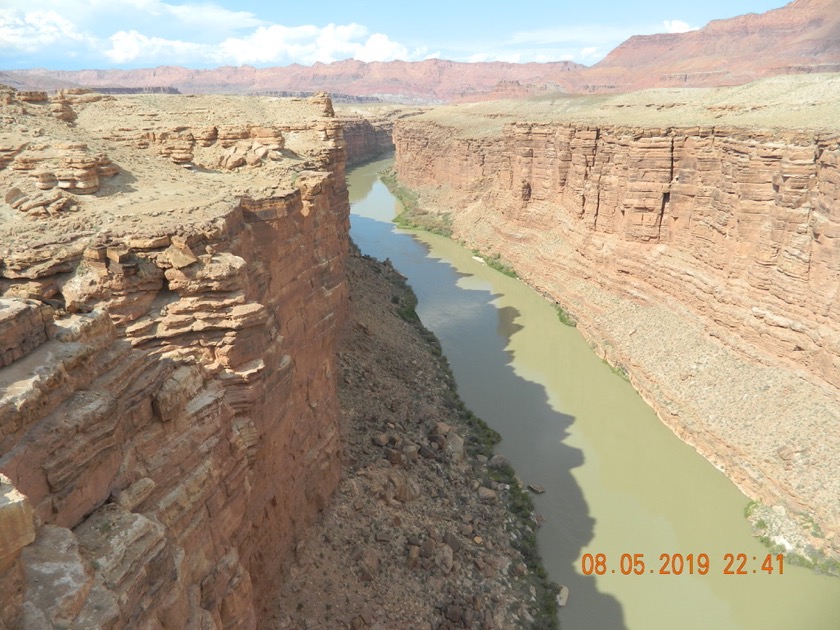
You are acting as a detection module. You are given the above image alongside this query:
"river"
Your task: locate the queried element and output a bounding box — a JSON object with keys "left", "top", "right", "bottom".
{"left": 347, "top": 157, "right": 840, "bottom": 629}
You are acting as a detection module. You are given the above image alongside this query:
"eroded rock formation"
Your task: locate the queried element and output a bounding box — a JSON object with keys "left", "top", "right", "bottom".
{"left": 340, "top": 116, "right": 396, "bottom": 165}
{"left": 1, "top": 60, "right": 585, "bottom": 103}
{"left": 0, "top": 87, "right": 349, "bottom": 627}
{"left": 391, "top": 96, "right": 840, "bottom": 558}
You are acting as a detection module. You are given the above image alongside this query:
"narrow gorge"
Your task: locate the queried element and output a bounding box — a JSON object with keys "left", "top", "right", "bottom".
{"left": 1, "top": 74, "right": 839, "bottom": 629}
{"left": 0, "top": 89, "right": 557, "bottom": 629}
{"left": 389, "top": 80, "right": 840, "bottom": 561}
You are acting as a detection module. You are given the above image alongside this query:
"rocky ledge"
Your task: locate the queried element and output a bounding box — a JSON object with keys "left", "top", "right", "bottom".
{"left": 0, "top": 85, "right": 557, "bottom": 629}
{"left": 0, "top": 87, "right": 349, "bottom": 628}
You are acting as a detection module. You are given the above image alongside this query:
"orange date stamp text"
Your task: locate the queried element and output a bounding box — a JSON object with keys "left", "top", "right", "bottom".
{"left": 580, "top": 552, "right": 784, "bottom": 576}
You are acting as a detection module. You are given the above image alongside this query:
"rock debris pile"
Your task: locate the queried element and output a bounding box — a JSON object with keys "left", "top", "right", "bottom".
{"left": 270, "top": 250, "right": 559, "bottom": 629}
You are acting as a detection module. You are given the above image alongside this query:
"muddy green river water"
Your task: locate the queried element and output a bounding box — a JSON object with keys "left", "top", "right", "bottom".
{"left": 347, "top": 158, "right": 840, "bottom": 629}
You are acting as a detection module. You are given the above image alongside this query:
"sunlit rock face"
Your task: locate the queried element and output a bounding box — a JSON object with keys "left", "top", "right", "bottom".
{"left": 393, "top": 109, "right": 840, "bottom": 557}
{"left": 395, "top": 118, "right": 840, "bottom": 389}
{"left": 0, "top": 88, "right": 349, "bottom": 628}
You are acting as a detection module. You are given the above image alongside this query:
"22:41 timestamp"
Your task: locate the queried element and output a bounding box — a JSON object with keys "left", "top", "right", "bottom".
{"left": 580, "top": 552, "right": 784, "bottom": 576}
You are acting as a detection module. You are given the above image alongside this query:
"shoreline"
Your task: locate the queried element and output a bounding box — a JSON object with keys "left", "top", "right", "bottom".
{"left": 272, "top": 245, "right": 561, "bottom": 629}
{"left": 379, "top": 165, "right": 840, "bottom": 577}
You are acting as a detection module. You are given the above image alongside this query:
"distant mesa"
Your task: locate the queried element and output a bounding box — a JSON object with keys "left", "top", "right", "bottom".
{"left": 91, "top": 86, "right": 181, "bottom": 95}
{"left": 1, "top": 0, "right": 838, "bottom": 102}
{"left": 0, "top": 59, "right": 586, "bottom": 103}
{"left": 589, "top": 0, "right": 840, "bottom": 90}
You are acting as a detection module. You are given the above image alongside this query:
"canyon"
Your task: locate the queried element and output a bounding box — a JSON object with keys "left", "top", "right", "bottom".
{"left": 389, "top": 75, "right": 840, "bottom": 562}
{"left": 0, "top": 86, "right": 557, "bottom": 629}
{"left": 339, "top": 111, "right": 398, "bottom": 166}
{"left": 1, "top": 1, "right": 840, "bottom": 621}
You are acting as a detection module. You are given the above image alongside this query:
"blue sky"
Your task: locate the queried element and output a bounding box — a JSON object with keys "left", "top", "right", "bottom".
{"left": 0, "top": 0, "right": 789, "bottom": 70}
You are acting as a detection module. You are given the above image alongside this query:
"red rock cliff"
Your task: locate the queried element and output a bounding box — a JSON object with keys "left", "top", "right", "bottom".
{"left": 339, "top": 115, "right": 395, "bottom": 165}
{"left": 0, "top": 89, "right": 349, "bottom": 627}
{"left": 392, "top": 98, "right": 840, "bottom": 555}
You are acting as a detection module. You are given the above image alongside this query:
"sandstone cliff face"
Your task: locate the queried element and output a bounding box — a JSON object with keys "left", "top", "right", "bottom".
{"left": 396, "top": 119, "right": 840, "bottom": 389}
{"left": 0, "top": 89, "right": 349, "bottom": 628}
{"left": 393, "top": 111, "right": 840, "bottom": 555}
{"left": 339, "top": 116, "right": 395, "bottom": 165}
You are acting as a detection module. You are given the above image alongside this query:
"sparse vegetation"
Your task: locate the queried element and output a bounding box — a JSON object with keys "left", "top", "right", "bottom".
{"left": 380, "top": 167, "right": 453, "bottom": 236}
{"left": 800, "top": 512, "right": 825, "bottom": 539}
{"left": 472, "top": 250, "right": 518, "bottom": 278}
{"left": 601, "top": 357, "right": 629, "bottom": 381}
{"left": 397, "top": 302, "right": 420, "bottom": 323}
{"left": 556, "top": 304, "right": 577, "bottom": 327}
{"left": 485, "top": 459, "right": 559, "bottom": 627}
{"left": 746, "top": 500, "right": 840, "bottom": 577}
{"left": 784, "top": 551, "right": 840, "bottom": 577}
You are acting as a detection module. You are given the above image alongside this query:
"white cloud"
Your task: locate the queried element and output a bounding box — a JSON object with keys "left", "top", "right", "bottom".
{"left": 163, "top": 3, "right": 265, "bottom": 31}
{"left": 461, "top": 45, "right": 606, "bottom": 65}
{"left": 313, "top": 23, "right": 372, "bottom": 63}
{"left": 0, "top": 1, "right": 417, "bottom": 67}
{"left": 216, "top": 23, "right": 410, "bottom": 65}
{"left": 466, "top": 52, "right": 523, "bottom": 63}
{"left": 494, "top": 19, "right": 702, "bottom": 65}
{"left": 662, "top": 20, "right": 696, "bottom": 33}
{"left": 509, "top": 25, "right": 641, "bottom": 48}
{"left": 354, "top": 32, "right": 409, "bottom": 63}
{"left": 0, "top": 1, "right": 703, "bottom": 69}
{"left": 83, "top": 0, "right": 265, "bottom": 32}
{"left": 0, "top": 8, "right": 93, "bottom": 52}
{"left": 105, "top": 30, "right": 209, "bottom": 64}
{"left": 216, "top": 24, "right": 318, "bottom": 65}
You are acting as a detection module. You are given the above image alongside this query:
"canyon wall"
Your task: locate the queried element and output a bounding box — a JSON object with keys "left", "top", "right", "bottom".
{"left": 0, "top": 89, "right": 349, "bottom": 627}
{"left": 392, "top": 110, "right": 840, "bottom": 555}
{"left": 339, "top": 115, "right": 396, "bottom": 165}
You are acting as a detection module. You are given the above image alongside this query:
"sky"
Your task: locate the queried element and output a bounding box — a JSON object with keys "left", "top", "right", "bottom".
{"left": 0, "top": 0, "right": 791, "bottom": 70}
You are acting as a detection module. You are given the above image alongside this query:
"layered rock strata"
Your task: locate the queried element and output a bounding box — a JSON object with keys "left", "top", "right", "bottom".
{"left": 337, "top": 106, "right": 428, "bottom": 166}
{"left": 392, "top": 101, "right": 840, "bottom": 558}
{"left": 340, "top": 116, "right": 396, "bottom": 165}
{"left": 0, "top": 88, "right": 349, "bottom": 627}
